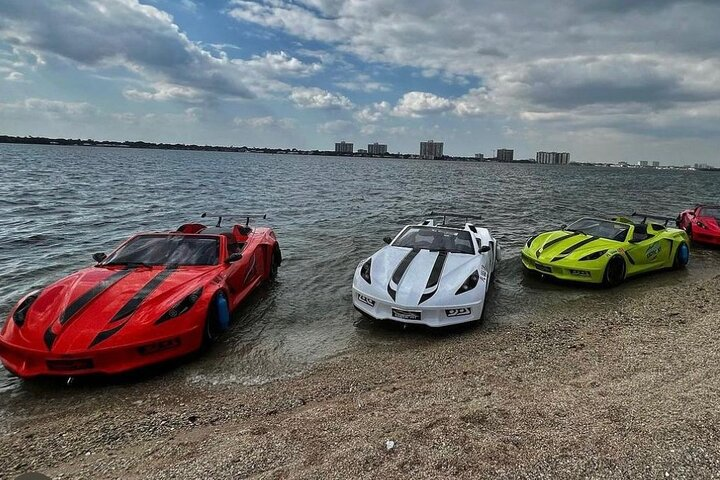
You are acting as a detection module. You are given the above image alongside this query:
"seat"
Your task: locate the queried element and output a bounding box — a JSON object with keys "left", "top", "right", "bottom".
{"left": 631, "top": 224, "right": 651, "bottom": 242}
{"left": 177, "top": 223, "right": 206, "bottom": 234}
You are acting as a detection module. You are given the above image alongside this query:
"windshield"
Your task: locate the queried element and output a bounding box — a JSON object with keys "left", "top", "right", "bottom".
{"left": 699, "top": 207, "right": 720, "bottom": 219}
{"left": 393, "top": 226, "right": 475, "bottom": 254}
{"left": 104, "top": 235, "right": 220, "bottom": 266}
{"left": 566, "top": 218, "right": 629, "bottom": 242}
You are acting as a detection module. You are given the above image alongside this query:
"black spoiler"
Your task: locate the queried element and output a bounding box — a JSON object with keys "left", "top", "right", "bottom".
{"left": 428, "top": 211, "right": 483, "bottom": 225}
{"left": 630, "top": 212, "right": 677, "bottom": 226}
{"left": 201, "top": 212, "right": 267, "bottom": 227}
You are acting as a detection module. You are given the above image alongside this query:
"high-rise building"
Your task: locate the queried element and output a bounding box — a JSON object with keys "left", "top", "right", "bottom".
{"left": 497, "top": 149, "right": 514, "bottom": 162}
{"left": 335, "top": 141, "right": 353, "bottom": 153}
{"left": 420, "top": 140, "right": 444, "bottom": 160}
{"left": 638, "top": 160, "right": 648, "bottom": 167}
{"left": 367, "top": 142, "right": 388, "bottom": 155}
{"left": 652, "top": 161, "right": 660, "bottom": 167}
{"left": 474, "top": 153, "right": 484, "bottom": 160}
{"left": 536, "top": 151, "right": 570, "bottom": 165}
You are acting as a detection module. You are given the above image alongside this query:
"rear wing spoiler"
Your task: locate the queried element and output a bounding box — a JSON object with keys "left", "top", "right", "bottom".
{"left": 630, "top": 212, "right": 677, "bottom": 227}
{"left": 201, "top": 212, "right": 267, "bottom": 227}
{"left": 428, "top": 211, "right": 483, "bottom": 225}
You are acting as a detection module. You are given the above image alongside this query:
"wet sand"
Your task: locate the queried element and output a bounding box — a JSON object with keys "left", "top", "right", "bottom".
{"left": 1, "top": 274, "right": 720, "bottom": 479}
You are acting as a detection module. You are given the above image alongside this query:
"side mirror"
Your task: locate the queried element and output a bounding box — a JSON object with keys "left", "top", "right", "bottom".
{"left": 479, "top": 245, "right": 491, "bottom": 253}
{"left": 225, "top": 252, "right": 243, "bottom": 263}
{"left": 383, "top": 236, "right": 392, "bottom": 244}
{"left": 93, "top": 252, "right": 107, "bottom": 263}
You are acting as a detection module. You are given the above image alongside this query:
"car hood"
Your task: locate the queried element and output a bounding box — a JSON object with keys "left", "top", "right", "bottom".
{"left": 5, "top": 265, "right": 218, "bottom": 353}
{"left": 528, "top": 231, "right": 616, "bottom": 263}
{"left": 355, "top": 246, "right": 486, "bottom": 306}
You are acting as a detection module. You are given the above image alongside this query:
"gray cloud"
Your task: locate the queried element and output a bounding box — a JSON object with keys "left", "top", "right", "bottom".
{"left": 501, "top": 55, "right": 720, "bottom": 109}
{"left": 229, "top": 0, "right": 720, "bottom": 140}
{"left": 0, "top": 0, "right": 256, "bottom": 99}
{"left": 578, "top": 0, "right": 716, "bottom": 13}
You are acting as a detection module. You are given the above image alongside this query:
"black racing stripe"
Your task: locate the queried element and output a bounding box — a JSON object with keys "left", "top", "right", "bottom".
{"left": 89, "top": 323, "right": 125, "bottom": 348}
{"left": 419, "top": 251, "right": 448, "bottom": 304}
{"left": 551, "top": 236, "right": 599, "bottom": 261}
{"left": 43, "top": 269, "right": 131, "bottom": 351}
{"left": 59, "top": 269, "right": 132, "bottom": 325}
{"left": 44, "top": 329, "right": 57, "bottom": 351}
{"left": 625, "top": 250, "right": 636, "bottom": 265}
{"left": 535, "top": 232, "right": 579, "bottom": 257}
{"left": 109, "top": 267, "right": 176, "bottom": 323}
{"left": 90, "top": 267, "right": 177, "bottom": 348}
{"left": 425, "top": 251, "right": 447, "bottom": 289}
{"left": 392, "top": 249, "right": 419, "bottom": 285}
{"left": 387, "top": 249, "right": 419, "bottom": 300}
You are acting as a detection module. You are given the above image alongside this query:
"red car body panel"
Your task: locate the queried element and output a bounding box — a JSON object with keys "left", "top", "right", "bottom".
{"left": 0, "top": 223, "right": 280, "bottom": 378}
{"left": 677, "top": 205, "right": 720, "bottom": 246}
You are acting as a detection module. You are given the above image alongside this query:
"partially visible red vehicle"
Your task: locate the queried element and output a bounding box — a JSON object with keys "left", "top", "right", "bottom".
{"left": 677, "top": 205, "right": 720, "bottom": 246}
{"left": 0, "top": 214, "right": 281, "bottom": 378}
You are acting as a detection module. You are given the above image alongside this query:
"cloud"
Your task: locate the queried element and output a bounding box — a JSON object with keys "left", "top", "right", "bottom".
{"left": 0, "top": 0, "right": 256, "bottom": 99}
{"left": 233, "top": 115, "right": 296, "bottom": 129}
{"left": 111, "top": 107, "right": 200, "bottom": 125}
{"left": 290, "top": 87, "right": 353, "bottom": 109}
{"left": 335, "top": 74, "right": 389, "bottom": 93}
{"left": 235, "top": 51, "right": 322, "bottom": 78}
{"left": 453, "top": 87, "right": 491, "bottom": 116}
{"left": 227, "top": 0, "right": 720, "bottom": 142}
{"left": 0, "top": 98, "right": 97, "bottom": 117}
{"left": 497, "top": 55, "right": 720, "bottom": 110}
{"left": 228, "top": 1, "right": 344, "bottom": 43}
{"left": 391, "top": 91, "right": 453, "bottom": 117}
{"left": 179, "top": 0, "right": 198, "bottom": 13}
{"left": 4, "top": 71, "right": 23, "bottom": 81}
{"left": 123, "top": 83, "right": 205, "bottom": 102}
{"left": 354, "top": 101, "right": 391, "bottom": 123}
{"left": 317, "top": 119, "right": 353, "bottom": 134}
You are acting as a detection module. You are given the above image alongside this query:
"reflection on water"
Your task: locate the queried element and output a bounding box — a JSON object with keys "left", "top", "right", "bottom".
{"left": 0, "top": 144, "right": 718, "bottom": 397}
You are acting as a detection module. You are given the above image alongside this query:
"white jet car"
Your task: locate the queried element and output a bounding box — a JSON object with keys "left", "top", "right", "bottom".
{"left": 352, "top": 213, "right": 499, "bottom": 327}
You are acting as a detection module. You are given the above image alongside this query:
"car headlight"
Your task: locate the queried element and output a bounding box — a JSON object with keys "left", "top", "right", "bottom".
{"left": 455, "top": 271, "right": 480, "bottom": 295}
{"left": 12, "top": 290, "right": 40, "bottom": 327}
{"left": 360, "top": 258, "right": 372, "bottom": 284}
{"left": 157, "top": 287, "right": 203, "bottom": 323}
{"left": 526, "top": 235, "right": 538, "bottom": 248}
{"left": 580, "top": 250, "right": 608, "bottom": 261}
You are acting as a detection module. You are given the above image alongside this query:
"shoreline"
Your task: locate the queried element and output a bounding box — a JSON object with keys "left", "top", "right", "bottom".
{"left": 1, "top": 274, "right": 720, "bottom": 478}
{"left": 3, "top": 139, "right": 719, "bottom": 170}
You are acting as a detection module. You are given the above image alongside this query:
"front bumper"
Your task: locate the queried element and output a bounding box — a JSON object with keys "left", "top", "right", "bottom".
{"left": 521, "top": 252, "right": 605, "bottom": 284}
{"left": 0, "top": 327, "right": 203, "bottom": 378}
{"left": 691, "top": 229, "right": 720, "bottom": 246}
{"left": 352, "top": 288, "right": 483, "bottom": 327}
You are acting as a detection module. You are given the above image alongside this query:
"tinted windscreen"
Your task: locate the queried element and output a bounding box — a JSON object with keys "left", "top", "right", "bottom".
{"left": 104, "top": 235, "right": 219, "bottom": 266}
{"left": 566, "top": 218, "right": 629, "bottom": 241}
{"left": 393, "top": 227, "right": 475, "bottom": 254}
{"left": 700, "top": 207, "right": 720, "bottom": 219}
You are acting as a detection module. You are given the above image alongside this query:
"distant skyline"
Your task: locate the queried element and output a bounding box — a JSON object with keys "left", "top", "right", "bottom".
{"left": 2, "top": 1, "right": 720, "bottom": 165}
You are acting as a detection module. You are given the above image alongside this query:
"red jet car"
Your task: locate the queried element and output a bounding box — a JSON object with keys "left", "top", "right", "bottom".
{"left": 0, "top": 214, "right": 281, "bottom": 378}
{"left": 677, "top": 205, "right": 720, "bottom": 246}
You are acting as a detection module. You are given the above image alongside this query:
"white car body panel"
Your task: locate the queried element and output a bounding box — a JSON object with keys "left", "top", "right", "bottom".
{"left": 353, "top": 220, "right": 498, "bottom": 327}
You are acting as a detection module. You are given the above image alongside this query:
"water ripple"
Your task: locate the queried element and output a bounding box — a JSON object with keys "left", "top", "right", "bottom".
{"left": 0, "top": 144, "right": 718, "bottom": 394}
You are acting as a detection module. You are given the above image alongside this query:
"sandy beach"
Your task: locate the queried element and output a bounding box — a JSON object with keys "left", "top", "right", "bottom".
{"left": 1, "top": 273, "right": 719, "bottom": 479}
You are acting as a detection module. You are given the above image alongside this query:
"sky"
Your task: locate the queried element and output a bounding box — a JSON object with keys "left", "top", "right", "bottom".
{"left": 1, "top": 0, "right": 720, "bottom": 164}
